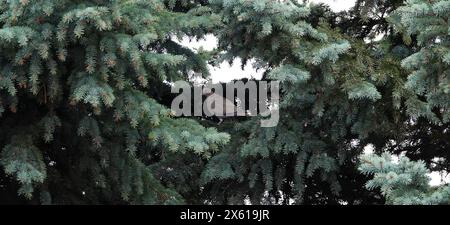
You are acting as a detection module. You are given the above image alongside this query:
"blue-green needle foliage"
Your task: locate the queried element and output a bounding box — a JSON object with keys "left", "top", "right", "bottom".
{"left": 0, "top": 0, "right": 449, "bottom": 205}
{"left": 0, "top": 0, "right": 229, "bottom": 204}
{"left": 359, "top": 153, "right": 450, "bottom": 205}
{"left": 355, "top": 0, "right": 450, "bottom": 206}
{"left": 389, "top": 0, "right": 450, "bottom": 122}
{"left": 200, "top": 0, "right": 400, "bottom": 204}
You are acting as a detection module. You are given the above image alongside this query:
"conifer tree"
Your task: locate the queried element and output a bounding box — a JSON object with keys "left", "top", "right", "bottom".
{"left": 0, "top": 0, "right": 229, "bottom": 204}
{"left": 359, "top": 153, "right": 450, "bottom": 205}
{"left": 199, "top": 0, "right": 450, "bottom": 205}
{"left": 357, "top": 0, "right": 450, "bottom": 205}
{"left": 200, "top": 0, "right": 403, "bottom": 204}
{"left": 1, "top": 0, "right": 449, "bottom": 206}
{"left": 389, "top": 0, "right": 450, "bottom": 123}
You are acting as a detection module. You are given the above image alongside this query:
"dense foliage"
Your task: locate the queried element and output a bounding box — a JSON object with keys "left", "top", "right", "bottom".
{"left": 0, "top": 0, "right": 230, "bottom": 204}
{"left": 0, "top": 0, "right": 448, "bottom": 205}
{"left": 359, "top": 153, "right": 450, "bottom": 205}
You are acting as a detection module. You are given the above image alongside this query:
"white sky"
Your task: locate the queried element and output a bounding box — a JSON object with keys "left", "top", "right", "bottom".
{"left": 311, "top": 0, "right": 356, "bottom": 12}
{"left": 177, "top": 0, "right": 449, "bottom": 187}
{"left": 177, "top": 34, "right": 264, "bottom": 83}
